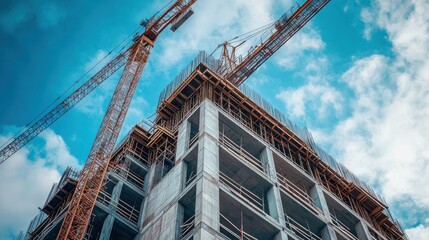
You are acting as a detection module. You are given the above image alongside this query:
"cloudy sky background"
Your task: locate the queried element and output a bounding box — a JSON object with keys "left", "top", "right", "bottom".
{"left": 0, "top": 0, "right": 428, "bottom": 239}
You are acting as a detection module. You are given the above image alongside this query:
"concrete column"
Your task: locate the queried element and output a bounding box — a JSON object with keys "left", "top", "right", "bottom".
{"left": 261, "top": 147, "right": 287, "bottom": 231}
{"left": 310, "top": 184, "right": 337, "bottom": 240}
{"left": 176, "top": 204, "right": 185, "bottom": 239}
{"left": 321, "top": 225, "right": 338, "bottom": 240}
{"left": 99, "top": 215, "right": 115, "bottom": 240}
{"left": 260, "top": 147, "right": 276, "bottom": 180}
{"left": 266, "top": 187, "right": 287, "bottom": 227}
{"left": 199, "top": 100, "right": 219, "bottom": 140}
{"left": 139, "top": 165, "right": 156, "bottom": 228}
{"left": 176, "top": 120, "right": 191, "bottom": 161}
{"left": 355, "top": 221, "right": 371, "bottom": 240}
{"left": 110, "top": 182, "right": 123, "bottom": 211}
{"left": 274, "top": 231, "right": 289, "bottom": 240}
{"left": 194, "top": 100, "right": 220, "bottom": 240}
{"left": 310, "top": 184, "right": 330, "bottom": 221}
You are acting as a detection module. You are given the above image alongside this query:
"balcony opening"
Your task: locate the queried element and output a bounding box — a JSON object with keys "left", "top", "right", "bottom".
{"left": 178, "top": 185, "right": 196, "bottom": 240}
{"left": 219, "top": 190, "right": 280, "bottom": 240}
{"left": 325, "top": 193, "right": 360, "bottom": 240}
{"left": 219, "top": 148, "right": 274, "bottom": 217}
{"left": 188, "top": 108, "right": 200, "bottom": 149}
{"left": 183, "top": 147, "right": 198, "bottom": 188}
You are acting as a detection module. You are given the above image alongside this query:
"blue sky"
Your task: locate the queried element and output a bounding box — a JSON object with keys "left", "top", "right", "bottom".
{"left": 1, "top": 0, "right": 428, "bottom": 239}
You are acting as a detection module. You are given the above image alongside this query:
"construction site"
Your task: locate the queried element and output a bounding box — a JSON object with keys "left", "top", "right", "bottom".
{"left": 0, "top": 0, "right": 408, "bottom": 240}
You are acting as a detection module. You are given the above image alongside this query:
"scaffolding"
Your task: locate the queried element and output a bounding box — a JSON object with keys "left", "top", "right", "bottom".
{"left": 155, "top": 58, "right": 405, "bottom": 239}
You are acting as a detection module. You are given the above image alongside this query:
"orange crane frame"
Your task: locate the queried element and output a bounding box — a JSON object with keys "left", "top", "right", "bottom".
{"left": 0, "top": 0, "right": 332, "bottom": 238}
{"left": 56, "top": 1, "right": 196, "bottom": 239}
{"left": 221, "top": 0, "right": 330, "bottom": 86}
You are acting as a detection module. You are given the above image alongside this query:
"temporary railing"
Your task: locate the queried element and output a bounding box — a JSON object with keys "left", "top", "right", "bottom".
{"left": 220, "top": 213, "right": 258, "bottom": 240}
{"left": 369, "top": 229, "right": 383, "bottom": 240}
{"left": 189, "top": 133, "right": 199, "bottom": 149}
{"left": 180, "top": 215, "right": 195, "bottom": 239}
{"left": 97, "top": 189, "right": 140, "bottom": 225}
{"left": 31, "top": 203, "right": 70, "bottom": 240}
{"left": 185, "top": 170, "right": 197, "bottom": 187}
{"left": 108, "top": 163, "right": 145, "bottom": 190}
{"left": 158, "top": 51, "right": 222, "bottom": 105}
{"left": 276, "top": 173, "right": 323, "bottom": 216}
{"left": 219, "top": 171, "right": 265, "bottom": 213}
{"left": 219, "top": 133, "right": 265, "bottom": 174}
{"left": 330, "top": 213, "right": 358, "bottom": 240}
{"left": 44, "top": 167, "right": 79, "bottom": 206}
{"left": 284, "top": 214, "right": 322, "bottom": 240}
{"left": 127, "top": 137, "right": 151, "bottom": 166}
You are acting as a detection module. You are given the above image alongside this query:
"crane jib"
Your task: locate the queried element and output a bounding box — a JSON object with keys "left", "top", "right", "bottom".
{"left": 226, "top": 0, "right": 331, "bottom": 86}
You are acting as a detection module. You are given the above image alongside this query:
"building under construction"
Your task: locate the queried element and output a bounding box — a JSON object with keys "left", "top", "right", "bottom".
{"left": 2, "top": 0, "right": 409, "bottom": 239}
{"left": 16, "top": 52, "right": 407, "bottom": 240}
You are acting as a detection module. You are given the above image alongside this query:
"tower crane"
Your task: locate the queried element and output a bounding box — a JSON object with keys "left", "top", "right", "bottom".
{"left": 51, "top": 1, "right": 196, "bottom": 239}
{"left": 0, "top": 0, "right": 331, "bottom": 239}
{"left": 218, "top": 0, "right": 330, "bottom": 86}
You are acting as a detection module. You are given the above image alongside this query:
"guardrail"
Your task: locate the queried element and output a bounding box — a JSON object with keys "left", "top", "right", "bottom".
{"left": 220, "top": 213, "right": 258, "bottom": 240}
{"left": 219, "top": 133, "right": 265, "bottom": 173}
{"left": 284, "top": 214, "right": 322, "bottom": 240}
{"left": 185, "top": 171, "right": 197, "bottom": 187}
{"left": 219, "top": 172, "right": 265, "bottom": 213}
{"left": 189, "top": 133, "right": 199, "bottom": 149}
{"left": 98, "top": 189, "right": 139, "bottom": 224}
{"left": 180, "top": 215, "right": 195, "bottom": 239}
{"left": 108, "top": 164, "right": 145, "bottom": 190}
{"left": 276, "top": 173, "right": 323, "bottom": 216}
{"left": 330, "top": 213, "right": 358, "bottom": 240}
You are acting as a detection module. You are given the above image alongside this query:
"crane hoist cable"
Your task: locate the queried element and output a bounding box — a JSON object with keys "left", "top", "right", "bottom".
{"left": 0, "top": 26, "right": 143, "bottom": 151}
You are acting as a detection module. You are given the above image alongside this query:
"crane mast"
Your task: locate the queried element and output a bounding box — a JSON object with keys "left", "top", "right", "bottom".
{"left": 56, "top": 1, "right": 196, "bottom": 239}
{"left": 0, "top": 0, "right": 332, "bottom": 238}
{"left": 221, "top": 0, "right": 330, "bottom": 86}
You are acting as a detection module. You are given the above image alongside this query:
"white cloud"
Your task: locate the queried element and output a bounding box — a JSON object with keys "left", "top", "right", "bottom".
{"left": 0, "top": 127, "right": 80, "bottom": 239}
{"left": 274, "top": 27, "right": 325, "bottom": 70}
{"left": 332, "top": 0, "right": 429, "bottom": 206}
{"left": 119, "top": 95, "right": 150, "bottom": 140}
{"left": 40, "top": 129, "right": 80, "bottom": 169}
{"left": 76, "top": 50, "right": 116, "bottom": 116}
{"left": 309, "top": 0, "right": 429, "bottom": 236}
{"left": 333, "top": 54, "right": 429, "bottom": 206}
{"left": 276, "top": 54, "right": 342, "bottom": 121}
{"left": 406, "top": 220, "right": 429, "bottom": 240}
{"left": 360, "top": 8, "right": 374, "bottom": 40}
{"left": 155, "top": 0, "right": 296, "bottom": 69}
{"left": 84, "top": 50, "right": 110, "bottom": 72}
{"left": 276, "top": 83, "right": 343, "bottom": 119}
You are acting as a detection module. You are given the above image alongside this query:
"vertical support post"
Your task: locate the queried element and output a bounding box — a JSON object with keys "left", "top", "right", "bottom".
{"left": 99, "top": 182, "right": 123, "bottom": 240}
{"left": 99, "top": 215, "right": 115, "bottom": 240}
{"left": 355, "top": 221, "right": 371, "bottom": 240}
{"left": 110, "top": 182, "right": 123, "bottom": 211}
{"left": 194, "top": 100, "right": 220, "bottom": 240}
{"left": 176, "top": 204, "right": 185, "bottom": 239}
{"left": 139, "top": 164, "right": 156, "bottom": 228}
{"left": 261, "top": 148, "right": 287, "bottom": 232}
{"left": 310, "top": 184, "right": 337, "bottom": 240}
{"left": 176, "top": 120, "right": 192, "bottom": 161}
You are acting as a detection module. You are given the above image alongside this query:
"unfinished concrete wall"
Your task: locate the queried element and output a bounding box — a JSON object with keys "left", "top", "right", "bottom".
{"left": 139, "top": 161, "right": 185, "bottom": 240}
{"left": 194, "top": 100, "right": 220, "bottom": 240}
